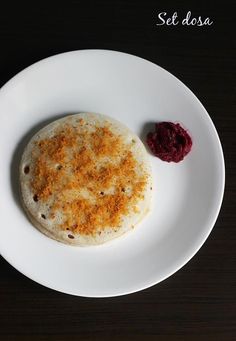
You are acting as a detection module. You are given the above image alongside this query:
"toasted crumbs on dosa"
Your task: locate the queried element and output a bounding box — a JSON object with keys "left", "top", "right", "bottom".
{"left": 20, "top": 113, "right": 152, "bottom": 245}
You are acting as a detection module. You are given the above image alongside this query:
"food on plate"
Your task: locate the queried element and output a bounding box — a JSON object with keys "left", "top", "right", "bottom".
{"left": 20, "top": 113, "right": 152, "bottom": 246}
{"left": 146, "top": 121, "right": 192, "bottom": 162}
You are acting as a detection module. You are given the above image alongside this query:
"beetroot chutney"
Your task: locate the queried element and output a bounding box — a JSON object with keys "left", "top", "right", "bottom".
{"left": 146, "top": 122, "right": 192, "bottom": 162}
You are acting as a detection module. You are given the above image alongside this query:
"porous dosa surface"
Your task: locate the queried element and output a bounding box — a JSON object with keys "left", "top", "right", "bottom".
{"left": 20, "top": 113, "right": 152, "bottom": 246}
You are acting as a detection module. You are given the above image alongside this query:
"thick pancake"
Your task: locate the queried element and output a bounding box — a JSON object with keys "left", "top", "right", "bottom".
{"left": 20, "top": 113, "right": 152, "bottom": 246}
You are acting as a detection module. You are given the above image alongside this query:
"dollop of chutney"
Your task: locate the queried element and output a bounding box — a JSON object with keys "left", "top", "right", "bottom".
{"left": 146, "top": 122, "right": 192, "bottom": 162}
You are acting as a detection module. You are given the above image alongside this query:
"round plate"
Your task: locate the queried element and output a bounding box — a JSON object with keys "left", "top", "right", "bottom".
{"left": 0, "top": 50, "right": 225, "bottom": 297}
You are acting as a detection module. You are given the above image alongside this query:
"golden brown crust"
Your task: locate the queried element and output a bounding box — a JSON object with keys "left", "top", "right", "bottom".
{"left": 20, "top": 113, "right": 152, "bottom": 246}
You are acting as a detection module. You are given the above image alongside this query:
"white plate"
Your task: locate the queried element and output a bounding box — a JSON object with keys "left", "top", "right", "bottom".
{"left": 0, "top": 50, "right": 225, "bottom": 297}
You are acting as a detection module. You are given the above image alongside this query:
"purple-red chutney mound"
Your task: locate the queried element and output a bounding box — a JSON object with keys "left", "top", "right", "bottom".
{"left": 146, "top": 122, "right": 192, "bottom": 162}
